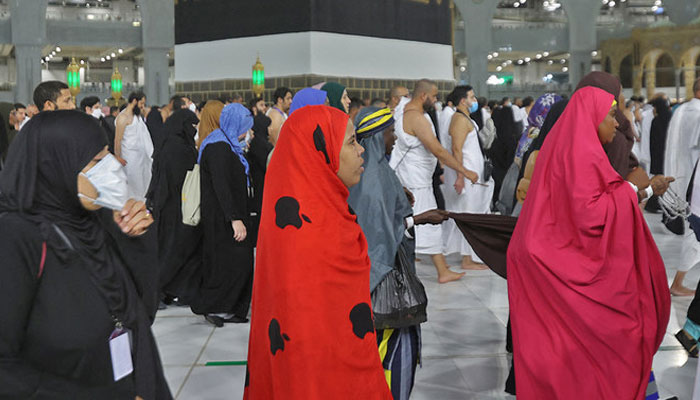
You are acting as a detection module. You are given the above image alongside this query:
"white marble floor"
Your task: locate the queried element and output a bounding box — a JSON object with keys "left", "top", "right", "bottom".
{"left": 153, "top": 212, "right": 699, "bottom": 399}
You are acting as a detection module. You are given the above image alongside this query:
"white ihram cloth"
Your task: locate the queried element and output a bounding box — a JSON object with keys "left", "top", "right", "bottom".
{"left": 640, "top": 105, "right": 654, "bottom": 169}
{"left": 121, "top": 115, "right": 153, "bottom": 200}
{"left": 665, "top": 98, "right": 700, "bottom": 272}
{"left": 390, "top": 97, "right": 442, "bottom": 254}
{"left": 438, "top": 111, "right": 494, "bottom": 261}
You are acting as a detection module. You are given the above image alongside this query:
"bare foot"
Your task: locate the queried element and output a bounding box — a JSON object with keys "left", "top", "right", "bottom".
{"left": 670, "top": 285, "right": 696, "bottom": 297}
{"left": 462, "top": 262, "right": 489, "bottom": 270}
{"left": 438, "top": 269, "right": 465, "bottom": 284}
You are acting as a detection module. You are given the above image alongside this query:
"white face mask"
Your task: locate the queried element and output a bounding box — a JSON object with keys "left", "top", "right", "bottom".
{"left": 188, "top": 103, "right": 197, "bottom": 112}
{"left": 92, "top": 108, "right": 104, "bottom": 119}
{"left": 78, "top": 154, "right": 129, "bottom": 211}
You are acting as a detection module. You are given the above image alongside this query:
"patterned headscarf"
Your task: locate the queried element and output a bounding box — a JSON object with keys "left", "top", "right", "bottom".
{"left": 515, "top": 93, "right": 562, "bottom": 162}
{"left": 527, "top": 93, "right": 563, "bottom": 130}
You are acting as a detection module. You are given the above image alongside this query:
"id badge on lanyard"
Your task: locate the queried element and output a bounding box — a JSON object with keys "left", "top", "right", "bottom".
{"left": 109, "top": 320, "right": 133, "bottom": 382}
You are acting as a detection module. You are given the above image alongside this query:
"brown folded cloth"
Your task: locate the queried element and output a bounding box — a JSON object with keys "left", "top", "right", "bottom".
{"left": 448, "top": 213, "right": 517, "bottom": 279}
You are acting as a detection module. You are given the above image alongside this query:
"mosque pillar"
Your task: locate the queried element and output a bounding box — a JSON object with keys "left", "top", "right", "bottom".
{"left": 453, "top": 0, "right": 498, "bottom": 99}
{"left": 9, "top": 0, "right": 47, "bottom": 104}
{"left": 142, "top": 48, "right": 170, "bottom": 106}
{"left": 137, "top": 0, "right": 174, "bottom": 105}
{"left": 646, "top": 65, "right": 656, "bottom": 100}
{"left": 633, "top": 67, "right": 643, "bottom": 97}
{"left": 559, "top": 0, "right": 598, "bottom": 86}
{"left": 665, "top": 0, "right": 700, "bottom": 26}
{"left": 685, "top": 67, "right": 696, "bottom": 100}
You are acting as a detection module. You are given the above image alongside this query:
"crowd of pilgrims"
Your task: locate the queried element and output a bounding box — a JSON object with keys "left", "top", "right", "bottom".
{"left": 0, "top": 70, "right": 698, "bottom": 399}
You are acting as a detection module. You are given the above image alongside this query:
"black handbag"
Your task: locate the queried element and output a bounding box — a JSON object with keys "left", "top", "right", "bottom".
{"left": 371, "top": 240, "right": 428, "bottom": 330}
{"left": 662, "top": 212, "right": 685, "bottom": 235}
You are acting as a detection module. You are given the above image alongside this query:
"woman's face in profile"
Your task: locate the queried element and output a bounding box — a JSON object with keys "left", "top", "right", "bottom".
{"left": 77, "top": 146, "right": 110, "bottom": 211}
{"left": 597, "top": 104, "right": 619, "bottom": 145}
{"left": 336, "top": 120, "right": 365, "bottom": 188}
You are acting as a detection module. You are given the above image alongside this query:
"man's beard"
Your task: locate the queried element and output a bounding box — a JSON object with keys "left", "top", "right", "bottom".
{"left": 422, "top": 100, "right": 434, "bottom": 113}
{"left": 133, "top": 105, "right": 141, "bottom": 116}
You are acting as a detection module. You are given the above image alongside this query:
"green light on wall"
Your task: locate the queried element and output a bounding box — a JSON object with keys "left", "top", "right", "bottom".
{"left": 111, "top": 67, "right": 123, "bottom": 101}
{"left": 66, "top": 57, "right": 81, "bottom": 98}
{"left": 252, "top": 56, "right": 265, "bottom": 98}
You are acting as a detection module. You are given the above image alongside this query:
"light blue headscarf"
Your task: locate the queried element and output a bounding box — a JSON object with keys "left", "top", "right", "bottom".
{"left": 198, "top": 103, "right": 252, "bottom": 181}
{"left": 289, "top": 88, "right": 327, "bottom": 116}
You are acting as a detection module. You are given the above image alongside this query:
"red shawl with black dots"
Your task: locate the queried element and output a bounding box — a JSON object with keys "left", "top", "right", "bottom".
{"left": 245, "top": 105, "right": 392, "bottom": 399}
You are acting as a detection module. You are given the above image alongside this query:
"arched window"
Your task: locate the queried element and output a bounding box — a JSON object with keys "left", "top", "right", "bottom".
{"left": 655, "top": 53, "right": 675, "bottom": 87}
{"left": 620, "top": 55, "right": 633, "bottom": 88}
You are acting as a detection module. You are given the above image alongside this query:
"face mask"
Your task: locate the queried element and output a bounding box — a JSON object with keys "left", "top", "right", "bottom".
{"left": 188, "top": 103, "right": 197, "bottom": 112}
{"left": 469, "top": 101, "right": 479, "bottom": 114}
{"left": 78, "top": 154, "right": 129, "bottom": 211}
{"left": 92, "top": 108, "right": 103, "bottom": 119}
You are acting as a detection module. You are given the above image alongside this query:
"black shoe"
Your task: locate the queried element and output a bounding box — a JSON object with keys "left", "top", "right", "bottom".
{"left": 675, "top": 329, "right": 699, "bottom": 358}
{"left": 205, "top": 314, "right": 225, "bottom": 328}
{"left": 224, "top": 315, "right": 249, "bottom": 324}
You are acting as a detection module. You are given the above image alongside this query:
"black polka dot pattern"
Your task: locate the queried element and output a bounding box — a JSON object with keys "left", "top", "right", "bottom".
{"left": 313, "top": 124, "right": 331, "bottom": 164}
{"left": 269, "top": 318, "right": 290, "bottom": 355}
{"left": 349, "top": 303, "right": 374, "bottom": 339}
{"left": 275, "top": 197, "right": 311, "bottom": 229}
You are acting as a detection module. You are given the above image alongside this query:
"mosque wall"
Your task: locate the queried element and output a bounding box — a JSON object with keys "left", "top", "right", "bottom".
{"left": 175, "top": 74, "right": 456, "bottom": 105}
{"left": 174, "top": 0, "right": 454, "bottom": 98}
{"left": 174, "top": 32, "right": 454, "bottom": 82}
{"left": 600, "top": 24, "right": 700, "bottom": 99}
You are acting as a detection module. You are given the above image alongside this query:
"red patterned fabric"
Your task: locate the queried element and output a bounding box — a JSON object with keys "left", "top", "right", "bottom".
{"left": 507, "top": 87, "right": 670, "bottom": 399}
{"left": 244, "top": 105, "right": 391, "bottom": 399}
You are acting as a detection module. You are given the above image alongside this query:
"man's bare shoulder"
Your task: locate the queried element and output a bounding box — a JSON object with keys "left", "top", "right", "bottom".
{"left": 403, "top": 107, "right": 429, "bottom": 135}
{"left": 115, "top": 111, "right": 133, "bottom": 126}
{"left": 269, "top": 111, "right": 283, "bottom": 124}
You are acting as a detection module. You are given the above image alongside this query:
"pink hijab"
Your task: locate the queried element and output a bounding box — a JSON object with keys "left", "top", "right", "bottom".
{"left": 507, "top": 86, "right": 670, "bottom": 399}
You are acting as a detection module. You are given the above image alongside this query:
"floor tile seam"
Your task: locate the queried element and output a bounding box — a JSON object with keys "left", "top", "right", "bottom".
{"left": 427, "top": 306, "right": 493, "bottom": 311}
{"left": 418, "top": 341, "right": 474, "bottom": 390}
{"left": 486, "top": 308, "right": 508, "bottom": 328}
{"left": 422, "top": 353, "right": 509, "bottom": 360}
{"left": 175, "top": 326, "right": 216, "bottom": 399}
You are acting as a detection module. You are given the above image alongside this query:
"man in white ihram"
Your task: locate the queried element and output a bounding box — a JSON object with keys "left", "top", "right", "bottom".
{"left": 390, "top": 79, "right": 478, "bottom": 283}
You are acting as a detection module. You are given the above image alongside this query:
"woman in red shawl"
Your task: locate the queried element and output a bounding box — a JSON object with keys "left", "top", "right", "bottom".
{"left": 244, "top": 105, "right": 392, "bottom": 399}
{"left": 507, "top": 86, "right": 670, "bottom": 399}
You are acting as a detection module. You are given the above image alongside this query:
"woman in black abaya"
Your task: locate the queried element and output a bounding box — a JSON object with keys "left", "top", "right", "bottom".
{"left": 246, "top": 113, "right": 274, "bottom": 246}
{"left": 148, "top": 109, "right": 202, "bottom": 305}
{"left": 0, "top": 111, "right": 170, "bottom": 399}
{"left": 190, "top": 103, "right": 254, "bottom": 327}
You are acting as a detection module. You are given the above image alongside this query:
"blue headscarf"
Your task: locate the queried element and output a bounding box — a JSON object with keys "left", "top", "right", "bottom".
{"left": 198, "top": 103, "right": 252, "bottom": 181}
{"left": 288, "top": 88, "right": 327, "bottom": 116}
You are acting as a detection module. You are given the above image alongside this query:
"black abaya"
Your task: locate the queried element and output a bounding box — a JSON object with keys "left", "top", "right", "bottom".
{"left": 246, "top": 114, "right": 274, "bottom": 247}
{"left": 148, "top": 109, "right": 202, "bottom": 303}
{"left": 650, "top": 107, "right": 671, "bottom": 175}
{"left": 190, "top": 142, "right": 253, "bottom": 317}
{"left": 0, "top": 111, "right": 171, "bottom": 399}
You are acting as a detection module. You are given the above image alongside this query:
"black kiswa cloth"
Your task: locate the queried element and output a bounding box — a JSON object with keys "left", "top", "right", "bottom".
{"left": 448, "top": 213, "right": 517, "bottom": 279}
{"left": 0, "top": 111, "right": 171, "bottom": 399}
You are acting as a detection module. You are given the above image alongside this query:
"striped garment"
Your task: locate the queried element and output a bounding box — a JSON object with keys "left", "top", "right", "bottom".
{"left": 646, "top": 370, "right": 659, "bottom": 400}
{"left": 377, "top": 326, "right": 421, "bottom": 400}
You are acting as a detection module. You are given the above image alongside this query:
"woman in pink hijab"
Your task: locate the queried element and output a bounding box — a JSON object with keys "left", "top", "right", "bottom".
{"left": 507, "top": 86, "right": 670, "bottom": 399}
